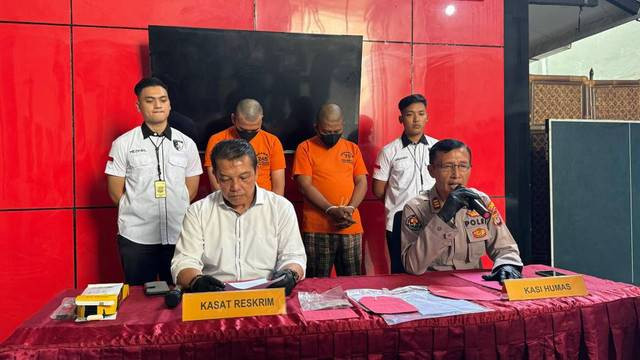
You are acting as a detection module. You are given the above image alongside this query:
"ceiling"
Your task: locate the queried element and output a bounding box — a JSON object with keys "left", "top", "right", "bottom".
{"left": 529, "top": 0, "right": 640, "bottom": 58}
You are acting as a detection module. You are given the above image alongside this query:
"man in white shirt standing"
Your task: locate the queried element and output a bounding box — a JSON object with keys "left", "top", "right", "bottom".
{"left": 105, "top": 77, "right": 202, "bottom": 285}
{"left": 372, "top": 94, "right": 437, "bottom": 273}
{"left": 171, "top": 139, "right": 306, "bottom": 295}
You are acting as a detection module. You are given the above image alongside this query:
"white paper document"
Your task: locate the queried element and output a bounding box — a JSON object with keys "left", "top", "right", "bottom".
{"left": 80, "top": 283, "right": 123, "bottom": 296}
{"left": 346, "top": 286, "right": 491, "bottom": 325}
{"left": 224, "top": 275, "right": 285, "bottom": 291}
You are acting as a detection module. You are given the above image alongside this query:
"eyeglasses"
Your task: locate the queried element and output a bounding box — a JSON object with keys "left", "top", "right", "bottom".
{"left": 436, "top": 163, "right": 471, "bottom": 172}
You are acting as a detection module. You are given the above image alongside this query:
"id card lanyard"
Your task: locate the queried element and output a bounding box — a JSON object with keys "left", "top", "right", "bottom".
{"left": 149, "top": 136, "right": 166, "bottom": 198}
{"left": 407, "top": 143, "right": 424, "bottom": 189}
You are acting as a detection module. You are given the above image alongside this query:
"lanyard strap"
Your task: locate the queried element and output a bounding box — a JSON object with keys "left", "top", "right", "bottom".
{"left": 148, "top": 136, "right": 165, "bottom": 181}
{"left": 407, "top": 143, "right": 424, "bottom": 187}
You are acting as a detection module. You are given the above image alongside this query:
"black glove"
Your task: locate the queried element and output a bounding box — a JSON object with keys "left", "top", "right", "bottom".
{"left": 190, "top": 275, "right": 226, "bottom": 292}
{"left": 438, "top": 187, "right": 481, "bottom": 223}
{"left": 482, "top": 264, "right": 522, "bottom": 284}
{"left": 268, "top": 269, "right": 298, "bottom": 296}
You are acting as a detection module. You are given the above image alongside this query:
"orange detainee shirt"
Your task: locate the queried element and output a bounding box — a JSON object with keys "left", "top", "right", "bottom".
{"left": 203, "top": 127, "right": 286, "bottom": 191}
{"left": 292, "top": 136, "right": 368, "bottom": 234}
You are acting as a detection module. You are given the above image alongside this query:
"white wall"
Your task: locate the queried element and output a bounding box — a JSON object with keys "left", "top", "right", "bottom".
{"left": 530, "top": 20, "right": 640, "bottom": 80}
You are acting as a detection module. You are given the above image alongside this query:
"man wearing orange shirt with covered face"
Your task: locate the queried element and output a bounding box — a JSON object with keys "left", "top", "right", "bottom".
{"left": 203, "top": 98, "right": 286, "bottom": 195}
{"left": 293, "top": 104, "right": 368, "bottom": 277}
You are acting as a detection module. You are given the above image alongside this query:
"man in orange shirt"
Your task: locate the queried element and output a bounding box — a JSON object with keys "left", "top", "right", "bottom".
{"left": 293, "top": 104, "right": 368, "bottom": 277}
{"left": 204, "top": 99, "right": 286, "bottom": 195}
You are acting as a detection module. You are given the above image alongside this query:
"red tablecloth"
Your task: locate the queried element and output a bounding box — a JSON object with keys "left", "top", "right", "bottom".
{"left": 2, "top": 265, "right": 639, "bottom": 359}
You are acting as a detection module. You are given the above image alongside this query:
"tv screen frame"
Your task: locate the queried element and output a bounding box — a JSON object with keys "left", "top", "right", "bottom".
{"left": 149, "top": 25, "right": 363, "bottom": 152}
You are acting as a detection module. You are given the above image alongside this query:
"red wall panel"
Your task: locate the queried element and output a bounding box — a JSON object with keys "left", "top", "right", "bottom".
{"left": 413, "top": 44, "right": 505, "bottom": 196}
{"left": 413, "top": 0, "right": 503, "bottom": 46}
{"left": 73, "top": 27, "right": 149, "bottom": 207}
{"left": 256, "top": 0, "right": 411, "bottom": 42}
{"left": 360, "top": 200, "right": 389, "bottom": 274}
{"left": 72, "top": 0, "right": 254, "bottom": 30}
{"left": 359, "top": 42, "right": 412, "bottom": 200}
{"left": 76, "top": 208, "right": 123, "bottom": 289}
{"left": 0, "top": 210, "right": 74, "bottom": 341}
{"left": 0, "top": 0, "right": 69, "bottom": 24}
{"left": 0, "top": 24, "right": 72, "bottom": 209}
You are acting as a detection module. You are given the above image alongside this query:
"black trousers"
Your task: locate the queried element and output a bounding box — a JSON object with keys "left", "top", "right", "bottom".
{"left": 386, "top": 211, "right": 406, "bottom": 274}
{"left": 117, "top": 235, "right": 175, "bottom": 286}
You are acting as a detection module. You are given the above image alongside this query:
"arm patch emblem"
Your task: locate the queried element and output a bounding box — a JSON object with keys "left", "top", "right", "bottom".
{"left": 487, "top": 201, "right": 502, "bottom": 226}
{"left": 405, "top": 215, "right": 423, "bottom": 232}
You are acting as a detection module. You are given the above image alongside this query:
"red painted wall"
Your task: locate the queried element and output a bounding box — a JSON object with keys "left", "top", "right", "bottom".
{"left": 0, "top": 0, "right": 505, "bottom": 340}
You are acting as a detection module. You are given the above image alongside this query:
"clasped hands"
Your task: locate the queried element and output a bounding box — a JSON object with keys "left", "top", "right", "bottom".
{"left": 325, "top": 205, "right": 356, "bottom": 229}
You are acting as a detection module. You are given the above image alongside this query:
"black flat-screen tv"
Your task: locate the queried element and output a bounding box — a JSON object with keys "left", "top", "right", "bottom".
{"left": 149, "top": 25, "right": 363, "bottom": 151}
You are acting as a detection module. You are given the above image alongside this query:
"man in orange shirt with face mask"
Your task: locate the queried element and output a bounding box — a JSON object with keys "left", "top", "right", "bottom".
{"left": 293, "top": 104, "right": 368, "bottom": 277}
{"left": 203, "top": 99, "right": 286, "bottom": 195}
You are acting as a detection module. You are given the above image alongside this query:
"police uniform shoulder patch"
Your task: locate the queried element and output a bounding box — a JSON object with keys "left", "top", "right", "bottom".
{"left": 405, "top": 214, "right": 423, "bottom": 232}
{"left": 492, "top": 213, "right": 503, "bottom": 226}
{"left": 431, "top": 198, "right": 442, "bottom": 210}
{"left": 487, "top": 201, "right": 502, "bottom": 226}
{"left": 173, "top": 139, "right": 184, "bottom": 151}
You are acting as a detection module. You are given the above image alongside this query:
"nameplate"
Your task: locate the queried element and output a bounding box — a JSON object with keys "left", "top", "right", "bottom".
{"left": 182, "top": 288, "right": 286, "bottom": 321}
{"left": 504, "top": 275, "right": 588, "bottom": 301}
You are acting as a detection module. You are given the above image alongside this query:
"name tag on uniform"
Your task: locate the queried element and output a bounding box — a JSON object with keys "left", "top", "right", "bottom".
{"left": 154, "top": 180, "right": 167, "bottom": 198}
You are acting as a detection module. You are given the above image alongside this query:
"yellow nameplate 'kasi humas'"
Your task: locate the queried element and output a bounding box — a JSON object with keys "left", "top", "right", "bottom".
{"left": 504, "top": 275, "right": 588, "bottom": 301}
{"left": 182, "top": 288, "right": 287, "bottom": 321}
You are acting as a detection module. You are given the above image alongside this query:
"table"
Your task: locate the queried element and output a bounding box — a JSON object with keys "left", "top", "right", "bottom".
{"left": 2, "top": 265, "right": 639, "bottom": 359}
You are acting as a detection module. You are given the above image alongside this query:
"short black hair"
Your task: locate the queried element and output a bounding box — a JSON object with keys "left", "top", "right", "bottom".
{"left": 398, "top": 94, "right": 427, "bottom": 112}
{"left": 134, "top": 77, "right": 168, "bottom": 97}
{"left": 210, "top": 139, "right": 257, "bottom": 172}
{"left": 429, "top": 139, "right": 472, "bottom": 165}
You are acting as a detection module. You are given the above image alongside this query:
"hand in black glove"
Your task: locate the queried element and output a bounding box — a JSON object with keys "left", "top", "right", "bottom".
{"left": 482, "top": 264, "right": 522, "bottom": 284}
{"left": 438, "top": 187, "right": 482, "bottom": 223}
{"left": 268, "top": 269, "right": 298, "bottom": 296}
{"left": 190, "top": 275, "right": 226, "bottom": 292}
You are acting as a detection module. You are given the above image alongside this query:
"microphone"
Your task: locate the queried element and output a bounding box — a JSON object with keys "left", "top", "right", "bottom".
{"left": 164, "top": 285, "right": 183, "bottom": 309}
{"left": 468, "top": 197, "right": 491, "bottom": 219}
{"left": 456, "top": 185, "right": 491, "bottom": 219}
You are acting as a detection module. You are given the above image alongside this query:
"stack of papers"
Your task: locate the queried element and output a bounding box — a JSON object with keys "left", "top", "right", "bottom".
{"left": 224, "top": 276, "right": 284, "bottom": 291}
{"left": 346, "top": 286, "right": 491, "bottom": 325}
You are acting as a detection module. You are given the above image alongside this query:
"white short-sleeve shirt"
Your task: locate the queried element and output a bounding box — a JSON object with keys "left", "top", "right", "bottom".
{"left": 372, "top": 134, "right": 438, "bottom": 231}
{"left": 105, "top": 123, "right": 203, "bottom": 245}
{"left": 170, "top": 186, "right": 307, "bottom": 282}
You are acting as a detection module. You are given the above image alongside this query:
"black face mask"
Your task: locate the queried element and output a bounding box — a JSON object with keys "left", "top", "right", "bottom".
{"left": 236, "top": 128, "right": 259, "bottom": 142}
{"left": 319, "top": 133, "right": 342, "bottom": 148}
